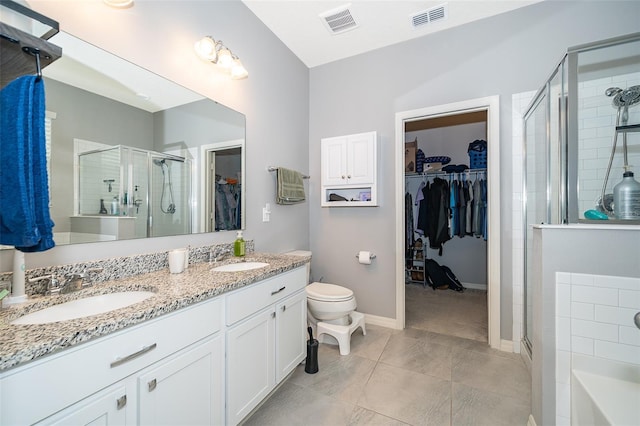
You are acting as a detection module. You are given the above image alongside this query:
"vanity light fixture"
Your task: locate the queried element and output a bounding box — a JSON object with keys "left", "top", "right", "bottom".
{"left": 194, "top": 36, "right": 248, "bottom": 80}
{"left": 103, "top": 0, "right": 134, "bottom": 8}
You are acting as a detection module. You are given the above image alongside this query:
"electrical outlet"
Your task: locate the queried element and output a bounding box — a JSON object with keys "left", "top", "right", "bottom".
{"left": 262, "top": 207, "right": 270, "bottom": 222}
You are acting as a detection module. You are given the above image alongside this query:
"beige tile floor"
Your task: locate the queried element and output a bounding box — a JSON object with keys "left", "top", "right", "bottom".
{"left": 244, "top": 285, "right": 531, "bottom": 426}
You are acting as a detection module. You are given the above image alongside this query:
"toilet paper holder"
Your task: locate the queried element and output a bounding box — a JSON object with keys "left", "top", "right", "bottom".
{"left": 355, "top": 252, "right": 376, "bottom": 260}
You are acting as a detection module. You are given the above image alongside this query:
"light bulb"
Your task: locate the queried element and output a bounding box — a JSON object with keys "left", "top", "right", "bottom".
{"left": 231, "top": 58, "right": 248, "bottom": 80}
{"left": 103, "top": 0, "right": 134, "bottom": 8}
{"left": 194, "top": 37, "right": 217, "bottom": 62}
{"left": 217, "top": 47, "right": 234, "bottom": 69}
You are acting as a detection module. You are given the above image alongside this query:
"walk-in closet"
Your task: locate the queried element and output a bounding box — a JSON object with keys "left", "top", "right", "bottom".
{"left": 404, "top": 111, "right": 489, "bottom": 342}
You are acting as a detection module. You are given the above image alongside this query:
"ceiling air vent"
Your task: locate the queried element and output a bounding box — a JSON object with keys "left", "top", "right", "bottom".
{"left": 320, "top": 4, "right": 359, "bottom": 35}
{"left": 411, "top": 3, "right": 448, "bottom": 29}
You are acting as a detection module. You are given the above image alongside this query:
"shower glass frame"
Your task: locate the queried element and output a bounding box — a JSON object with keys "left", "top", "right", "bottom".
{"left": 77, "top": 145, "right": 191, "bottom": 239}
{"left": 521, "top": 32, "right": 640, "bottom": 357}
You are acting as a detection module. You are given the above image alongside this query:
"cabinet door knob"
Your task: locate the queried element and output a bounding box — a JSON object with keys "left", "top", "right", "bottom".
{"left": 116, "top": 395, "right": 127, "bottom": 410}
{"left": 148, "top": 378, "right": 157, "bottom": 392}
{"left": 347, "top": 175, "right": 351, "bottom": 179}
{"left": 271, "top": 311, "right": 276, "bottom": 318}
{"left": 341, "top": 175, "right": 346, "bottom": 179}
{"left": 281, "top": 305, "right": 286, "bottom": 312}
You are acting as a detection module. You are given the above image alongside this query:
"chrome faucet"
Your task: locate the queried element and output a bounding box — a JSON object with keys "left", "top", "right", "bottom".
{"left": 60, "top": 267, "right": 104, "bottom": 294}
{"left": 210, "top": 248, "right": 232, "bottom": 264}
{"left": 29, "top": 274, "right": 61, "bottom": 295}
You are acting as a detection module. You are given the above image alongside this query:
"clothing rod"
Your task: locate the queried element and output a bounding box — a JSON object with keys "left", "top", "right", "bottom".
{"left": 406, "top": 168, "right": 486, "bottom": 178}
{"left": 267, "top": 166, "right": 310, "bottom": 179}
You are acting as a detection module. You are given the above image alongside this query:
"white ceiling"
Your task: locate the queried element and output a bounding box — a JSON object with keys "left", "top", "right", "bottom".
{"left": 242, "top": 0, "right": 543, "bottom": 68}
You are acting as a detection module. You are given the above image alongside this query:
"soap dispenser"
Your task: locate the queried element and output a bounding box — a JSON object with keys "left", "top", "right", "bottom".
{"left": 234, "top": 230, "right": 245, "bottom": 257}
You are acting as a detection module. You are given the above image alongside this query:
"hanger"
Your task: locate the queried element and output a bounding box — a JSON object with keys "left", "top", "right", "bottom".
{"left": 22, "top": 46, "right": 44, "bottom": 80}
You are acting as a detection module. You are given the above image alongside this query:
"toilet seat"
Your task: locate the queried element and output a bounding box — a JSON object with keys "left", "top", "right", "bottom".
{"left": 306, "top": 282, "right": 353, "bottom": 302}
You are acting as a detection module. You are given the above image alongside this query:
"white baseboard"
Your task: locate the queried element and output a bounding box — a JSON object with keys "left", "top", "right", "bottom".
{"left": 463, "top": 282, "right": 487, "bottom": 291}
{"left": 527, "top": 414, "right": 537, "bottom": 426}
{"left": 500, "top": 339, "right": 513, "bottom": 353}
{"left": 363, "top": 313, "right": 400, "bottom": 329}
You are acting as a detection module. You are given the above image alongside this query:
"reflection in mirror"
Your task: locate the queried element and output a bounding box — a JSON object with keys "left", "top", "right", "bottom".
{"left": 12, "top": 31, "right": 246, "bottom": 248}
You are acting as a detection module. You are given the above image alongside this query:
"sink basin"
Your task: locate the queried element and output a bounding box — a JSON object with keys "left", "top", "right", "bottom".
{"left": 211, "top": 262, "right": 269, "bottom": 272}
{"left": 11, "top": 291, "right": 156, "bottom": 325}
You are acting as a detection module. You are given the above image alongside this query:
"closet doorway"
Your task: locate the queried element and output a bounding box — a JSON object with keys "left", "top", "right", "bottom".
{"left": 394, "top": 96, "right": 501, "bottom": 349}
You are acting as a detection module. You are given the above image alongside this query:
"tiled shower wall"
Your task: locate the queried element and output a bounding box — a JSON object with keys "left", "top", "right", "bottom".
{"left": 577, "top": 71, "right": 640, "bottom": 216}
{"left": 555, "top": 271, "right": 640, "bottom": 425}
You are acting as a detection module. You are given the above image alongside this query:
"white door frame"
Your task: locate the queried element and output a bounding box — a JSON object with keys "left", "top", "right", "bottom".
{"left": 394, "top": 95, "right": 501, "bottom": 349}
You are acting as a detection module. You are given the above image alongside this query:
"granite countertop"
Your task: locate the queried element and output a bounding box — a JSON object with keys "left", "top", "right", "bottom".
{"left": 0, "top": 252, "right": 310, "bottom": 372}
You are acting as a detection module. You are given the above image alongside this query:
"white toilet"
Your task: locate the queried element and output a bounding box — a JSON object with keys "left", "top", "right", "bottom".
{"left": 287, "top": 250, "right": 366, "bottom": 355}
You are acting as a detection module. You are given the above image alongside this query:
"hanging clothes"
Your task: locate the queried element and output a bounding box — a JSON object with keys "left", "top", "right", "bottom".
{"left": 417, "top": 181, "right": 429, "bottom": 236}
{"left": 450, "top": 178, "right": 458, "bottom": 237}
{"left": 481, "top": 178, "right": 488, "bottom": 240}
{"left": 405, "top": 191, "right": 414, "bottom": 260}
{"left": 414, "top": 182, "right": 426, "bottom": 236}
{"left": 426, "top": 177, "right": 451, "bottom": 255}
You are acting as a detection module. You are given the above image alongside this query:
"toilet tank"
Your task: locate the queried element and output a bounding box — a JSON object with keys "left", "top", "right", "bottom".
{"left": 286, "top": 250, "right": 312, "bottom": 283}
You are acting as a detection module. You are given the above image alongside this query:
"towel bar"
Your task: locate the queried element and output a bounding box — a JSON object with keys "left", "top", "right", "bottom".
{"left": 267, "top": 166, "right": 310, "bottom": 179}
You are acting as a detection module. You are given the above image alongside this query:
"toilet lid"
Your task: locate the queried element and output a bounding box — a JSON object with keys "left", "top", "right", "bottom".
{"left": 306, "top": 282, "right": 353, "bottom": 302}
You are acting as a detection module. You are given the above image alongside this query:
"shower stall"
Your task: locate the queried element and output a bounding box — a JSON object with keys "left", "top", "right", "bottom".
{"left": 522, "top": 33, "right": 640, "bottom": 354}
{"left": 76, "top": 145, "right": 191, "bottom": 240}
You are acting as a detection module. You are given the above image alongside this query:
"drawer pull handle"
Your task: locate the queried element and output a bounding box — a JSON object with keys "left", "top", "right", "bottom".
{"left": 116, "top": 395, "right": 127, "bottom": 410}
{"left": 271, "top": 286, "right": 286, "bottom": 296}
{"left": 281, "top": 305, "right": 286, "bottom": 312}
{"left": 271, "top": 311, "right": 276, "bottom": 318}
{"left": 148, "top": 378, "right": 157, "bottom": 392}
{"left": 110, "top": 343, "right": 157, "bottom": 368}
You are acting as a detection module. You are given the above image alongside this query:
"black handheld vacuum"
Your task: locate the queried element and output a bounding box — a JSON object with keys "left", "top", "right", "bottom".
{"left": 305, "top": 326, "right": 319, "bottom": 374}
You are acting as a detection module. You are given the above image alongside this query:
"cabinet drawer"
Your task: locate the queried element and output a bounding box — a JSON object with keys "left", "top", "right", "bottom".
{"left": 1, "top": 297, "right": 222, "bottom": 425}
{"left": 226, "top": 267, "right": 306, "bottom": 326}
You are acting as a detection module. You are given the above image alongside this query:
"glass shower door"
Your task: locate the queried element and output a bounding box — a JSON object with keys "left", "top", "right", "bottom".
{"left": 149, "top": 156, "right": 191, "bottom": 238}
{"left": 523, "top": 91, "right": 549, "bottom": 355}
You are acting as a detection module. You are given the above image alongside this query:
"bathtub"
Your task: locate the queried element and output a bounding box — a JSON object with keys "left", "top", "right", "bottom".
{"left": 571, "top": 355, "right": 640, "bottom": 426}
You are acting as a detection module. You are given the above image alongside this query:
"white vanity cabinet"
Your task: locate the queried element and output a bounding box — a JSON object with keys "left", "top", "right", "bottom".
{"left": 0, "top": 265, "right": 308, "bottom": 426}
{"left": 43, "top": 381, "right": 133, "bottom": 425}
{"left": 137, "top": 335, "right": 224, "bottom": 425}
{"left": 321, "top": 131, "right": 377, "bottom": 206}
{"left": 1, "top": 297, "right": 224, "bottom": 426}
{"left": 225, "top": 266, "right": 307, "bottom": 425}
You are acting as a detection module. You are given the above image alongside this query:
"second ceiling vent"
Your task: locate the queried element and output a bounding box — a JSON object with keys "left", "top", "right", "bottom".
{"left": 319, "top": 4, "right": 359, "bottom": 35}
{"left": 411, "top": 3, "right": 448, "bottom": 29}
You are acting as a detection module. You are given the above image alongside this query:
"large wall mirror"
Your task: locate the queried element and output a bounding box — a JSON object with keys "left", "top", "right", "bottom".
{"left": 7, "top": 31, "right": 246, "bottom": 248}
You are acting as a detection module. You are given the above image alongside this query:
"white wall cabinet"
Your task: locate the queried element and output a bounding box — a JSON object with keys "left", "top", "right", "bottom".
{"left": 321, "top": 131, "right": 377, "bottom": 206}
{"left": 225, "top": 267, "right": 307, "bottom": 425}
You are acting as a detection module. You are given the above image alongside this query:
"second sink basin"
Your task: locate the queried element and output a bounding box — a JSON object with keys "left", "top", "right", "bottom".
{"left": 11, "top": 291, "right": 156, "bottom": 325}
{"left": 211, "top": 262, "right": 269, "bottom": 272}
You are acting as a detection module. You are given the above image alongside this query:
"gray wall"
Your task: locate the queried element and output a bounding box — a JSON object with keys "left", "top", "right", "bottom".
{"left": 533, "top": 226, "right": 640, "bottom": 424}
{"left": 45, "top": 78, "right": 154, "bottom": 233}
{"left": 0, "top": 0, "right": 310, "bottom": 271}
{"left": 309, "top": 1, "right": 640, "bottom": 332}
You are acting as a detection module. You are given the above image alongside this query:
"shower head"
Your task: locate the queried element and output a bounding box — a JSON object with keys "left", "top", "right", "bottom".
{"left": 153, "top": 159, "right": 165, "bottom": 167}
{"left": 605, "top": 87, "right": 622, "bottom": 97}
{"left": 606, "top": 85, "right": 640, "bottom": 108}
